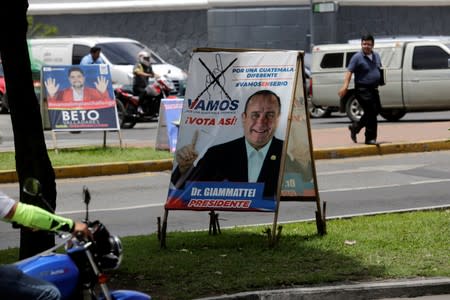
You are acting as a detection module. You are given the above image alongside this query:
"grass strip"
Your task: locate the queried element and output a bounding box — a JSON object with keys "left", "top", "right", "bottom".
{"left": 0, "top": 146, "right": 173, "bottom": 171}
{"left": 0, "top": 209, "right": 449, "bottom": 299}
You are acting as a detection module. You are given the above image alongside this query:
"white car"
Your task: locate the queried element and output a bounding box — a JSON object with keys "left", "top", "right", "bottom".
{"left": 28, "top": 37, "right": 188, "bottom": 95}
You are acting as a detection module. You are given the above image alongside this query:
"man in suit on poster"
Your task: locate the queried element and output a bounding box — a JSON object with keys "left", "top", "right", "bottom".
{"left": 171, "top": 89, "right": 284, "bottom": 198}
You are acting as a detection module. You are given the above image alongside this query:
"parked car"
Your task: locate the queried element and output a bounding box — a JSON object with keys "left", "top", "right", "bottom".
{"left": 304, "top": 53, "right": 334, "bottom": 118}
{"left": 28, "top": 37, "right": 187, "bottom": 95}
{"left": 0, "top": 61, "right": 42, "bottom": 114}
{"left": 311, "top": 39, "right": 450, "bottom": 122}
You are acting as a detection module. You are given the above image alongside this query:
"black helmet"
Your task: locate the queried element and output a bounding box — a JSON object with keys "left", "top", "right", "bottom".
{"left": 91, "top": 221, "right": 123, "bottom": 270}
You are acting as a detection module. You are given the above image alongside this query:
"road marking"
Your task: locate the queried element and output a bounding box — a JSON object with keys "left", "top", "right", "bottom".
{"left": 321, "top": 178, "right": 450, "bottom": 193}
{"left": 56, "top": 178, "right": 450, "bottom": 214}
{"left": 58, "top": 202, "right": 165, "bottom": 215}
{"left": 321, "top": 184, "right": 402, "bottom": 193}
{"left": 319, "top": 164, "right": 426, "bottom": 176}
{"left": 410, "top": 179, "right": 450, "bottom": 184}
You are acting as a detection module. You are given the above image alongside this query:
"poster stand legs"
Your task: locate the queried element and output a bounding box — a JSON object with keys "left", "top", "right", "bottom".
{"left": 159, "top": 209, "right": 169, "bottom": 248}
{"left": 50, "top": 130, "right": 123, "bottom": 153}
{"left": 51, "top": 131, "right": 58, "bottom": 154}
{"left": 159, "top": 209, "right": 223, "bottom": 248}
{"left": 117, "top": 130, "right": 123, "bottom": 149}
{"left": 208, "top": 210, "right": 221, "bottom": 235}
{"left": 103, "top": 131, "right": 123, "bottom": 149}
{"left": 315, "top": 198, "right": 327, "bottom": 235}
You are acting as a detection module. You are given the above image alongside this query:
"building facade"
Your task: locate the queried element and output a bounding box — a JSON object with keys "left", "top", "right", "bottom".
{"left": 29, "top": 0, "right": 450, "bottom": 70}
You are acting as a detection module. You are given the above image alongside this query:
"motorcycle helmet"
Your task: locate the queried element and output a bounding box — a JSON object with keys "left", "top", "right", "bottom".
{"left": 138, "top": 50, "right": 151, "bottom": 67}
{"left": 100, "top": 235, "right": 123, "bottom": 270}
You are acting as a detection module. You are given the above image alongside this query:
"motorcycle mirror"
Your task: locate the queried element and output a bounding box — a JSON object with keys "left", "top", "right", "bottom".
{"left": 23, "top": 178, "right": 41, "bottom": 197}
{"left": 83, "top": 186, "right": 91, "bottom": 205}
{"left": 83, "top": 186, "right": 91, "bottom": 222}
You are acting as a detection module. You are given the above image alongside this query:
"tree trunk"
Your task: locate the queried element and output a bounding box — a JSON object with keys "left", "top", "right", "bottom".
{"left": 0, "top": 1, "right": 57, "bottom": 258}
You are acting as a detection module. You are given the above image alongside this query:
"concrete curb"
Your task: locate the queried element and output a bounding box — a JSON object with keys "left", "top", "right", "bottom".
{"left": 196, "top": 277, "right": 450, "bottom": 300}
{"left": 0, "top": 139, "right": 449, "bottom": 184}
{"left": 0, "top": 159, "right": 173, "bottom": 184}
{"left": 313, "top": 139, "right": 450, "bottom": 159}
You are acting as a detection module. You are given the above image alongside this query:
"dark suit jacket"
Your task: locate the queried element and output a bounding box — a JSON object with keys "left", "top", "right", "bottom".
{"left": 171, "top": 136, "right": 284, "bottom": 198}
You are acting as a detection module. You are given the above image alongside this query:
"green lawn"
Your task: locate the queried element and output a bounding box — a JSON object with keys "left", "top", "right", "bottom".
{"left": 0, "top": 146, "right": 173, "bottom": 171}
{"left": 1, "top": 209, "right": 448, "bottom": 299}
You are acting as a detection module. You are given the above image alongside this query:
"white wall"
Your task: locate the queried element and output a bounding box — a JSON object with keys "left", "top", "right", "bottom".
{"left": 28, "top": 0, "right": 311, "bottom": 15}
{"left": 28, "top": 0, "right": 450, "bottom": 15}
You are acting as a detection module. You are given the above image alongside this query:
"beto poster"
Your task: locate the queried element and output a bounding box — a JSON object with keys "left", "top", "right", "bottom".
{"left": 165, "top": 49, "right": 315, "bottom": 212}
{"left": 42, "top": 64, "right": 119, "bottom": 131}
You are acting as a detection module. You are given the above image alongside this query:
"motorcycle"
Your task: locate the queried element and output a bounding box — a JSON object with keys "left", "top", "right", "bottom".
{"left": 14, "top": 178, "right": 151, "bottom": 300}
{"left": 114, "top": 75, "right": 177, "bottom": 129}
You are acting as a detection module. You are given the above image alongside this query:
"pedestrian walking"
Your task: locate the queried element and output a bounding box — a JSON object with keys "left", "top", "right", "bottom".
{"left": 338, "top": 34, "right": 383, "bottom": 145}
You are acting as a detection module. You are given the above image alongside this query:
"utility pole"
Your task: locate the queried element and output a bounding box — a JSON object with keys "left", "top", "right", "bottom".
{"left": 309, "top": 0, "right": 314, "bottom": 51}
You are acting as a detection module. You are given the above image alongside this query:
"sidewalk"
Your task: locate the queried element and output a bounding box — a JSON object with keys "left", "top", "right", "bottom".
{"left": 311, "top": 121, "right": 450, "bottom": 159}
{"left": 197, "top": 278, "right": 450, "bottom": 300}
{"left": 0, "top": 121, "right": 449, "bottom": 183}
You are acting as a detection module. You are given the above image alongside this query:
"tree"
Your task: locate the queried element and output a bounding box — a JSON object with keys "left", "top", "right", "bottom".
{"left": 27, "top": 16, "right": 58, "bottom": 38}
{"left": 1, "top": 1, "right": 57, "bottom": 258}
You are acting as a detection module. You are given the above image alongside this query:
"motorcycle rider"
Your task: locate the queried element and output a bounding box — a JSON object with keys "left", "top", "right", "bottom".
{"left": 0, "top": 190, "right": 90, "bottom": 300}
{"left": 132, "top": 50, "right": 160, "bottom": 115}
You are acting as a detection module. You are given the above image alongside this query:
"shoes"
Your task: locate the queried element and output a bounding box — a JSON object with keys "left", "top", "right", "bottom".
{"left": 348, "top": 125, "right": 357, "bottom": 143}
{"left": 137, "top": 106, "right": 144, "bottom": 115}
{"left": 365, "top": 139, "right": 377, "bottom": 145}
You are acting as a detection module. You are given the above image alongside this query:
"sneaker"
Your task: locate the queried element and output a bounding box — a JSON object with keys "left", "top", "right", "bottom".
{"left": 137, "top": 106, "right": 144, "bottom": 115}
{"left": 365, "top": 139, "right": 377, "bottom": 145}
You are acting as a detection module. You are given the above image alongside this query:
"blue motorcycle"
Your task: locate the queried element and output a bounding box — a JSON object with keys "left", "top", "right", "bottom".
{"left": 14, "top": 179, "right": 151, "bottom": 300}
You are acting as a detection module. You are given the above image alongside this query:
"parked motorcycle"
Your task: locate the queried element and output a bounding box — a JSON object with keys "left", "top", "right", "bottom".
{"left": 114, "top": 75, "right": 176, "bottom": 129}
{"left": 14, "top": 178, "right": 151, "bottom": 300}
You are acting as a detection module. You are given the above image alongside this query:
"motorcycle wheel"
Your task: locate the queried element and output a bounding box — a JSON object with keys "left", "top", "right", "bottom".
{"left": 116, "top": 99, "right": 137, "bottom": 129}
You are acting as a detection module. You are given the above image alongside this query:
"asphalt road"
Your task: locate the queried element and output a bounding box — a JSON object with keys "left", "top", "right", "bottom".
{"left": 0, "top": 150, "right": 448, "bottom": 249}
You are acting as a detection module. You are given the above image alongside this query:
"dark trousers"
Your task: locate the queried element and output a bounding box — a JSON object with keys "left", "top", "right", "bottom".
{"left": 353, "top": 87, "right": 381, "bottom": 142}
{"left": 133, "top": 86, "right": 146, "bottom": 105}
{"left": 0, "top": 265, "right": 61, "bottom": 300}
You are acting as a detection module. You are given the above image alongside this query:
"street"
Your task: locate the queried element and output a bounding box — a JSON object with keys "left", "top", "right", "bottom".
{"left": 0, "top": 150, "right": 449, "bottom": 249}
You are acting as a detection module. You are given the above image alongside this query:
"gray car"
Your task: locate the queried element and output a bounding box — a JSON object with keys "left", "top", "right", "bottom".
{"left": 304, "top": 53, "right": 334, "bottom": 118}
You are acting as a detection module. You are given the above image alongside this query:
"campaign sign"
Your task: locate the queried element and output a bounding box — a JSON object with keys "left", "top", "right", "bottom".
{"left": 165, "top": 49, "right": 303, "bottom": 212}
{"left": 165, "top": 181, "right": 276, "bottom": 211}
{"left": 42, "top": 65, "right": 119, "bottom": 131}
{"left": 155, "top": 98, "right": 183, "bottom": 152}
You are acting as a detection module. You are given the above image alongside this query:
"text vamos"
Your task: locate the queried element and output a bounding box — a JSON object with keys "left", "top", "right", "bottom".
{"left": 187, "top": 99, "right": 239, "bottom": 111}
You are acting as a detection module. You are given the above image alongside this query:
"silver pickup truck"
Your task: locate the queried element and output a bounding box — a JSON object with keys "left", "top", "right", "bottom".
{"left": 311, "top": 40, "right": 450, "bottom": 121}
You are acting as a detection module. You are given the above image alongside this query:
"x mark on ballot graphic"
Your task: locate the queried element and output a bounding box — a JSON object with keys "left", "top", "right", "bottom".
{"left": 193, "top": 56, "right": 238, "bottom": 102}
